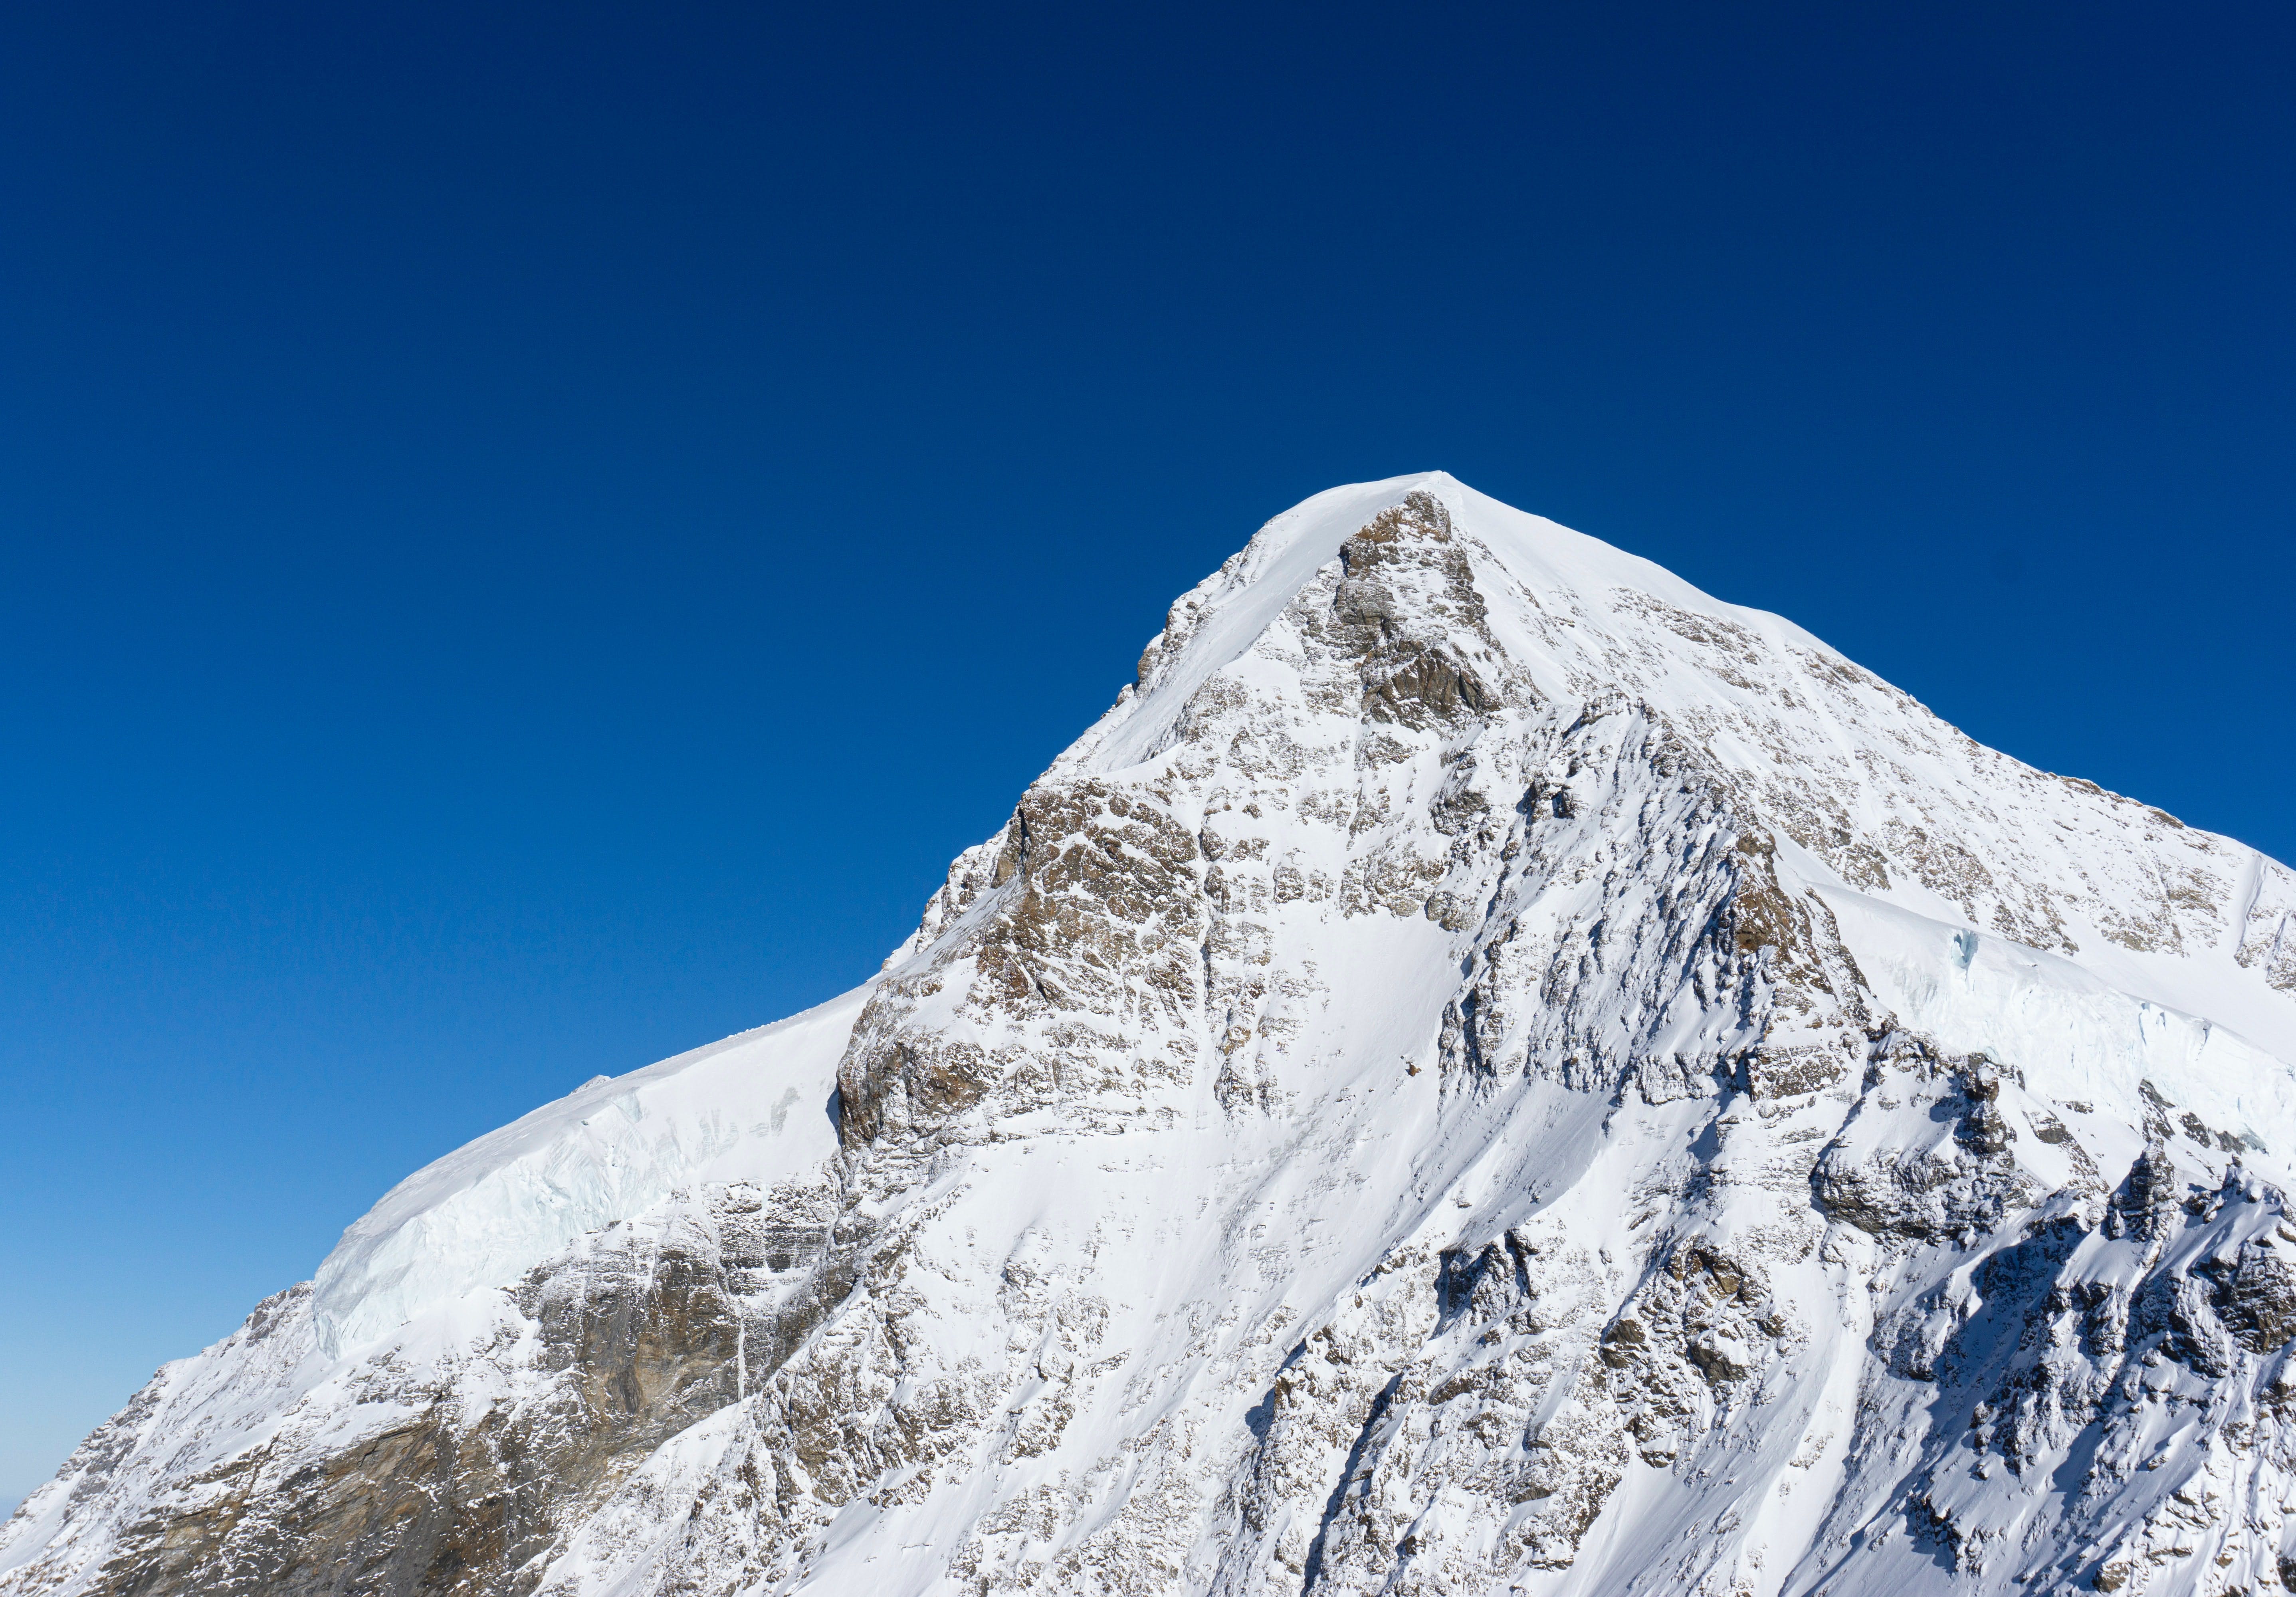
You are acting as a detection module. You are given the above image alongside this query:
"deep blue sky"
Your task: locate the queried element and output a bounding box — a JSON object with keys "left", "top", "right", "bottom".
{"left": 3, "top": 0, "right": 2290, "bottom": 1505}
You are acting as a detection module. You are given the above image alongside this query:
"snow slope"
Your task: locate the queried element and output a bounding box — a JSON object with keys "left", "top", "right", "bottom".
{"left": 311, "top": 985, "right": 865, "bottom": 1354}
{"left": 7, "top": 472, "right": 2295, "bottom": 1597}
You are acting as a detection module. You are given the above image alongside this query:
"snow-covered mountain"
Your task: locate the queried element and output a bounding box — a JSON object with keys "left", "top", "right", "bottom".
{"left": 8, "top": 473, "right": 2295, "bottom": 1597}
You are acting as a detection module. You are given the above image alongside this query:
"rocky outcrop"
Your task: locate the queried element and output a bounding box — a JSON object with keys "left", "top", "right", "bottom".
{"left": 7, "top": 1181, "right": 847, "bottom": 1597}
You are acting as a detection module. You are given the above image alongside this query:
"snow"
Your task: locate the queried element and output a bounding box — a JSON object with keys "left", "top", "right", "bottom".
{"left": 1082, "top": 478, "right": 1458, "bottom": 772}
{"left": 1811, "top": 872, "right": 2296, "bottom": 1171}
{"left": 311, "top": 983, "right": 863, "bottom": 1353}
{"left": 11, "top": 470, "right": 2296, "bottom": 1597}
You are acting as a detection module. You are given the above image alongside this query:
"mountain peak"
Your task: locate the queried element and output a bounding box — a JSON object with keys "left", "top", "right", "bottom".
{"left": 8, "top": 480, "right": 2295, "bottom": 1597}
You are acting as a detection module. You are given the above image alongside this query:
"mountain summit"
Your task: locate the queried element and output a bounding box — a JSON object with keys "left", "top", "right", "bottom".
{"left": 8, "top": 473, "right": 2295, "bottom": 1596}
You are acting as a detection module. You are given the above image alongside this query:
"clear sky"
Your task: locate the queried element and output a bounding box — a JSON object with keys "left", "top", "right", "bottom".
{"left": 2, "top": 0, "right": 2290, "bottom": 1508}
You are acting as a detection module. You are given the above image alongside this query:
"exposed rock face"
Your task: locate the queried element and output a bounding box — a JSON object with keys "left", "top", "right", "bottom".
{"left": 8, "top": 472, "right": 2296, "bottom": 1597}
{"left": 15, "top": 1183, "right": 847, "bottom": 1597}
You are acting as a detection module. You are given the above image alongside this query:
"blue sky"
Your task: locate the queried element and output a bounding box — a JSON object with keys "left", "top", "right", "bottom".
{"left": 2, "top": 0, "right": 2290, "bottom": 1506}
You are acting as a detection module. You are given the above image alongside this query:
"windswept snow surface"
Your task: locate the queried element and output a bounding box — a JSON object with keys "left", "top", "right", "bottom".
{"left": 311, "top": 986, "right": 864, "bottom": 1354}
{"left": 1813, "top": 878, "right": 2294, "bottom": 1169}
{"left": 8, "top": 472, "right": 2296, "bottom": 1597}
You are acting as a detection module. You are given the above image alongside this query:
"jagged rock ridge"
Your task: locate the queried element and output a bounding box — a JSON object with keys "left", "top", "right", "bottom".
{"left": 7, "top": 472, "right": 2296, "bottom": 1597}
